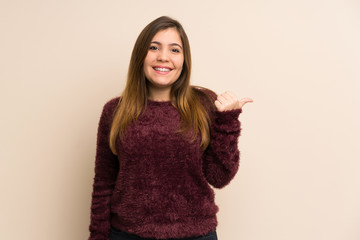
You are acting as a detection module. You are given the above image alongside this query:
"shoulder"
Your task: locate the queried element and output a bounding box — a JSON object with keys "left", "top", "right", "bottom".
{"left": 191, "top": 86, "right": 217, "bottom": 110}
{"left": 103, "top": 96, "right": 121, "bottom": 109}
{"left": 191, "top": 86, "right": 217, "bottom": 99}
{"left": 100, "top": 96, "right": 121, "bottom": 119}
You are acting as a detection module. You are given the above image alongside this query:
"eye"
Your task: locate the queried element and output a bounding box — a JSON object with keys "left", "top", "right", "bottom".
{"left": 149, "top": 46, "right": 158, "bottom": 50}
{"left": 171, "top": 48, "right": 180, "bottom": 53}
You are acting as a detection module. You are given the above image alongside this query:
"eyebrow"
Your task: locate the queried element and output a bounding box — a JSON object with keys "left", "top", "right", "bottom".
{"left": 150, "top": 41, "right": 183, "bottom": 49}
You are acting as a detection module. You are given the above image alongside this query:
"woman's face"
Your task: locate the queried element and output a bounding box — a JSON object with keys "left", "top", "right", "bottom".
{"left": 143, "top": 28, "right": 184, "bottom": 93}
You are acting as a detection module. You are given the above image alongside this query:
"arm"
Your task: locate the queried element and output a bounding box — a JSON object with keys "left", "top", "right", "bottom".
{"left": 202, "top": 108, "right": 242, "bottom": 188}
{"left": 201, "top": 89, "right": 253, "bottom": 188}
{"left": 89, "top": 98, "right": 119, "bottom": 240}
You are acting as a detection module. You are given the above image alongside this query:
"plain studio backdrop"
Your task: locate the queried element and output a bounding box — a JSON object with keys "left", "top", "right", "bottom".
{"left": 0, "top": 0, "right": 359, "bottom": 239}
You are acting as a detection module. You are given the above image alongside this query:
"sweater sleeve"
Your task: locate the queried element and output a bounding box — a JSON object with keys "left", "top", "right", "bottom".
{"left": 202, "top": 95, "right": 242, "bottom": 189}
{"left": 89, "top": 98, "right": 119, "bottom": 240}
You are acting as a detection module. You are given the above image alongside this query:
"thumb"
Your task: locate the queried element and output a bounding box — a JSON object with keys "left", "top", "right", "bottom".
{"left": 239, "top": 97, "right": 254, "bottom": 108}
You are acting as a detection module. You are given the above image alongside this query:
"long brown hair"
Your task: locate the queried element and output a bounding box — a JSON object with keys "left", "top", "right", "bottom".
{"left": 109, "top": 16, "right": 215, "bottom": 155}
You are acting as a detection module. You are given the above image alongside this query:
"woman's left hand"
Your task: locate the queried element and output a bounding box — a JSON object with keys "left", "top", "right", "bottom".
{"left": 215, "top": 91, "right": 254, "bottom": 112}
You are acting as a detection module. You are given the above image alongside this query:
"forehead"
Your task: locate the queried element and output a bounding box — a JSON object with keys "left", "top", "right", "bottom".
{"left": 151, "top": 28, "right": 182, "bottom": 45}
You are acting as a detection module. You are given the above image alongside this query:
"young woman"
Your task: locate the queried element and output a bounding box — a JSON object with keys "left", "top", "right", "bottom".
{"left": 89, "top": 16, "right": 253, "bottom": 240}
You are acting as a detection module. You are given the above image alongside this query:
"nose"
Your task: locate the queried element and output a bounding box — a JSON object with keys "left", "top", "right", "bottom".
{"left": 157, "top": 49, "right": 169, "bottom": 62}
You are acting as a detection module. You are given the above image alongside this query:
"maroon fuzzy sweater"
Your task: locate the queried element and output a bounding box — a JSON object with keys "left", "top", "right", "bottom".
{"left": 89, "top": 91, "right": 242, "bottom": 240}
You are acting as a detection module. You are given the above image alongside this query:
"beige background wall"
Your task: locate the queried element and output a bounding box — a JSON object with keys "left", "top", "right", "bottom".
{"left": 1, "top": 0, "right": 359, "bottom": 239}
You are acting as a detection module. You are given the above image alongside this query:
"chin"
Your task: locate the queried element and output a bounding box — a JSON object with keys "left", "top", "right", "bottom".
{"left": 149, "top": 79, "right": 176, "bottom": 88}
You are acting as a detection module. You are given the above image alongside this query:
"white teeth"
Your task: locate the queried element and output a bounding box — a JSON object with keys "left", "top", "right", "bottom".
{"left": 154, "top": 67, "right": 171, "bottom": 72}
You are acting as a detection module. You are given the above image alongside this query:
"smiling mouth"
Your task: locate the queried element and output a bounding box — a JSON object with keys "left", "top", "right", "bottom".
{"left": 153, "top": 67, "right": 172, "bottom": 72}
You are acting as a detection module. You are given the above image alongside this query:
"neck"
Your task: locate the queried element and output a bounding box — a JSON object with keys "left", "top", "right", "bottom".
{"left": 147, "top": 86, "right": 172, "bottom": 102}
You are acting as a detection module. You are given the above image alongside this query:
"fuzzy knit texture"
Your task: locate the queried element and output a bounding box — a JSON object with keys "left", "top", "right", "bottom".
{"left": 89, "top": 89, "right": 242, "bottom": 240}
